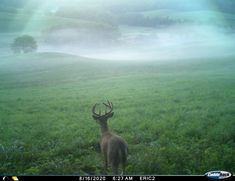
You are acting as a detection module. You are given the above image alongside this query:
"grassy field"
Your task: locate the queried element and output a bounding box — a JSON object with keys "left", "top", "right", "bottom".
{"left": 0, "top": 53, "right": 235, "bottom": 175}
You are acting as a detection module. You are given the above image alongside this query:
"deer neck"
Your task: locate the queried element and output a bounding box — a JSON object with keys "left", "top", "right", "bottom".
{"left": 100, "top": 121, "right": 109, "bottom": 134}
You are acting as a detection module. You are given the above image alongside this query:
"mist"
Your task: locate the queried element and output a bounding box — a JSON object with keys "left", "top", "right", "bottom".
{"left": 1, "top": 0, "right": 235, "bottom": 61}
{"left": 39, "top": 24, "right": 235, "bottom": 61}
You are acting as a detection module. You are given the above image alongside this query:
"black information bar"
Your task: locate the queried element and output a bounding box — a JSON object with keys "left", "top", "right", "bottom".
{"left": 2, "top": 176, "right": 235, "bottom": 181}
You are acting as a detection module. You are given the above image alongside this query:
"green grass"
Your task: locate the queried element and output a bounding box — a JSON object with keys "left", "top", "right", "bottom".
{"left": 0, "top": 53, "right": 235, "bottom": 175}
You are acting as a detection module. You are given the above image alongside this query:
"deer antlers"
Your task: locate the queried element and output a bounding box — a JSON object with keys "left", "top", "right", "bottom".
{"left": 92, "top": 100, "right": 113, "bottom": 118}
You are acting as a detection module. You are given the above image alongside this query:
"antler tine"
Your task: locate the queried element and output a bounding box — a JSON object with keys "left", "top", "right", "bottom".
{"left": 109, "top": 101, "right": 113, "bottom": 109}
{"left": 92, "top": 103, "right": 100, "bottom": 117}
{"left": 108, "top": 100, "right": 113, "bottom": 112}
{"left": 102, "top": 100, "right": 113, "bottom": 115}
{"left": 103, "top": 100, "right": 112, "bottom": 108}
{"left": 107, "top": 100, "right": 113, "bottom": 110}
{"left": 107, "top": 100, "right": 111, "bottom": 107}
{"left": 103, "top": 102, "right": 110, "bottom": 108}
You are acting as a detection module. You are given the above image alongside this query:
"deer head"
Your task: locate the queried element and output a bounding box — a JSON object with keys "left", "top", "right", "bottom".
{"left": 92, "top": 100, "right": 114, "bottom": 124}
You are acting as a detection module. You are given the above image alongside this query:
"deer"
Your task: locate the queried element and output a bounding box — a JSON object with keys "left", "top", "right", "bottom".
{"left": 92, "top": 100, "right": 128, "bottom": 175}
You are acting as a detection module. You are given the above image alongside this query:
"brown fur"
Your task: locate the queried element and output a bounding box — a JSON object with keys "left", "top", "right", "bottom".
{"left": 92, "top": 102, "right": 128, "bottom": 175}
{"left": 101, "top": 132, "right": 128, "bottom": 174}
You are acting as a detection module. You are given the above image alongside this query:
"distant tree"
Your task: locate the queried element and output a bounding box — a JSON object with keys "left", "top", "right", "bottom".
{"left": 11, "top": 35, "right": 37, "bottom": 54}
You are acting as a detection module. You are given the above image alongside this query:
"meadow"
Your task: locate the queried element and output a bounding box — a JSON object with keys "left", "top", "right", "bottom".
{"left": 0, "top": 53, "right": 234, "bottom": 175}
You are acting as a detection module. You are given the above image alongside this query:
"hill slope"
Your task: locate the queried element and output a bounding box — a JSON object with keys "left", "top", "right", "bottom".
{"left": 0, "top": 53, "right": 235, "bottom": 174}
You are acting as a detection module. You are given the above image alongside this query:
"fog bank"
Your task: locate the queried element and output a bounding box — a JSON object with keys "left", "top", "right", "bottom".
{"left": 39, "top": 24, "right": 235, "bottom": 61}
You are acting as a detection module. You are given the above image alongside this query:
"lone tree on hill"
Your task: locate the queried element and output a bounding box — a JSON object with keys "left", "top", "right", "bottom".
{"left": 11, "top": 35, "right": 37, "bottom": 54}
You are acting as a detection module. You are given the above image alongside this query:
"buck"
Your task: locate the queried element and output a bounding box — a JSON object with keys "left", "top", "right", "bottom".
{"left": 92, "top": 101, "right": 128, "bottom": 175}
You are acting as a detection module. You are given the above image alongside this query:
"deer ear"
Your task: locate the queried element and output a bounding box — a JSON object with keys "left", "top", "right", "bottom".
{"left": 108, "top": 112, "right": 114, "bottom": 118}
{"left": 92, "top": 115, "right": 99, "bottom": 120}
